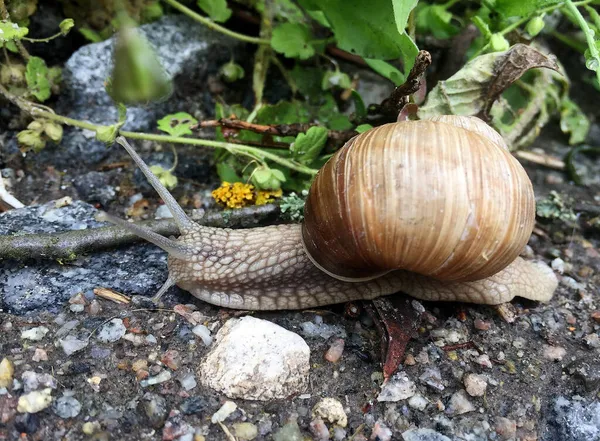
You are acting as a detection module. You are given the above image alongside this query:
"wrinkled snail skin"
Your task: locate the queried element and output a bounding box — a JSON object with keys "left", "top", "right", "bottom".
{"left": 168, "top": 223, "right": 557, "bottom": 310}
{"left": 104, "top": 116, "right": 558, "bottom": 310}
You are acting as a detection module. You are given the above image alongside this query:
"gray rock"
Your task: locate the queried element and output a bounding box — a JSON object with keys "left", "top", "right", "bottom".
{"left": 53, "top": 395, "right": 82, "bottom": 418}
{"left": 402, "top": 428, "right": 452, "bottom": 441}
{"left": 72, "top": 171, "right": 116, "bottom": 206}
{"left": 545, "top": 397, "right": 600, "bottom": 441}
{"left": 200, "top": 316, "right": 310, "bottom": 400}
{"left": 0, "top": 200, "right": 171, "bottom": 314}
{"left": 53, "top": 14, "right": 242, "bottom": 164}
{"left": 97, "top": 318, "right": 127, "bottom": 343}
{"left": 377, "top": 372, "right": 416, "bottom": 402}
{"left": 141, "top": 393, "right": 168, "bottom": 429}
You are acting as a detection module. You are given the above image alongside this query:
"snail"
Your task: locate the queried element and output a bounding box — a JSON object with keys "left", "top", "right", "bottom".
{"left": 98, "top": 115, "right": 558, "bottom": 310}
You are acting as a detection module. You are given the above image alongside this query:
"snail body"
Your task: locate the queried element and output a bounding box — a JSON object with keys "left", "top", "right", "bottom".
{"left": 101, "top": 116, "right": 557, "bottom": 310}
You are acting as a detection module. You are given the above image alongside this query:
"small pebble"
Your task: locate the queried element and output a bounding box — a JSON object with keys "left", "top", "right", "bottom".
{"left": 583, "top": 333, "right": 600, "bottom": 348}
{"left": 140, "top": 370, "right": 172, "bottom": 387}
{"left": 69, "top": 292, "right": 88, "bottom": 305}
{"left": 180, "top": 396, "right": 208, "bottom": 415}
{"left": 419, "top": 368, "right": 445, "bottom": 391}
{"left": 88, "top": 300, "right": 103, "bottom": 316}
{"left": 82, "top": 421, "right": 101, "bottom": 435}
{"left": 404, "top": 354, "right": 416, "bottom": 365}
{"left": 161, "top": 350, "right": 181, "bottom": 370}
{"left": 495, "top": 417, "right": 517, "bottom": 440}
{"left": 370, "top": 420, "right": 392, "bottom": 441}
{"left": 273, "top": 420, "right": 303, "bottom": 441}
{"left": 22, "top": 371, "right": 57, "bottom": 392}
{"left": 211, "top": 400, "right": 237, "bottom": 423}
{"left": 97, "top": 319, "right": 127, "bottom": 343}
{"left": 333, "top": 427, "right": 347, "bottom": 440}
{"left": 402, "top": 428, "right": 452, "bottom": 441}
{"left": 474, "top": 319, "right": 491, "bottom": 331}
{"left": 0, "top": 358, "right": 14, "bottom": 388}
{"left": 142, "top": 393, "right": 168, "bottom": 429}
{"left": 551, "top": 258, "right": 565, "bottom": 274}
{"left": 543, "top": 345, "right": 567, "bottom": 361}
{"left": 377, "top": 372, "right": 416, "bottom": 402}
{"left": 53, "top": 395, "right": 82, "bottom": 418}
{"left": 59, "top": 336, "right": 89, "bottom": 356}
{"left": 178, "top": 373, "right": 197, "bottom": 391}
{"left": 408, "top": 394, "right": 429, "bottom": 411}
{"left": 325, "top": 338, "right": 345, "bottom": 363}
{"left": 476, "top": 354, "right": 493, "bottom": 368}
{"left": 446, "top": 390, "right": 475, "bottom": 415}
{"left": 192, "top": 325, "right": 213, "bottom": 346}
{"left": 309, "top": 417, "right": 330, "bottom": 440}
{"left": 591, "top": 311, "right": 600, "bottom": 323}
{"left": 463, "top": 373, "right": 487, "bottom": 397}
{"left": 32, "top": 348, "right": 48, "bottom": 362}
{"left": 21, "top": 326, "right": 50, "bottom": 341}
{"left": 70, "top": 304, "right": 85, "bottom": 313}
{"left": 132, "top": 359, "right": 148, "bottom": 372}
{"left": 312, "top": 397, "right": 347, "bottom": 427}
{"left": 233, "top": 422, "right": 259, "bottom": 440}
{"left": 17, "top": 388, "right": 53, "bottom": 413}
{"left": 561, "top": 276, "right": 582, "bottom": 290}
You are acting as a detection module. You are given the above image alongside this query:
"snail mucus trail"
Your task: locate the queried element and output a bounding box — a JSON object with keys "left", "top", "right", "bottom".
{"left": 98, "top": 120, "right": 558, "bottom": 310}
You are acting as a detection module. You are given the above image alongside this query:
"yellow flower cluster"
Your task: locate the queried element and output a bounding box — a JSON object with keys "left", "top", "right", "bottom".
{"left": 212, "top": 182, "right": 283, "bottom": 209}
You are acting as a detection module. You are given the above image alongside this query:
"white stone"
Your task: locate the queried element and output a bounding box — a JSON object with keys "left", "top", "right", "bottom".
{"left": 200, "top": 317, "right": 310, "bottom": 400}
{"left": 21, "top": 326, "right": 49, "bottom": 341}
{"left": 463, "top": 373, "right": 487, "bottom": 397}
{"left": 192, "top": 324, "right": 213, "bottom": 346}
{"left": 312, "top": 397, "right": 347, "bottom": 427}
{"left": 211, "top": 400, "right": 237, "bottom": 423}
{"left": 377, "top": 372, "right": 416, "bottom": 402}
{"left": 408, "top": 394, "right": 429, "bottom": 411}
{"left": 59, "top": 335, "right": 89, "bottom": 356}
{"left": 17, "top": 388, "right": 53, "bottom": 413}
{"left": 97, "top": 318, "right": 126, "bottom": 343}
{"left": 446, "top": 390, "right": 475, "bottom": 415}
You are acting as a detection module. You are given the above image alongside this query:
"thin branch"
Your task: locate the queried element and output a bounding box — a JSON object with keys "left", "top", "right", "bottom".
{"left": 0, "top": 204, "right": 281, "bottom": 261}
{"left": 198, "top": 117, "right": 357, "bottom": 146}
{"left": 0, "top": 176, "right": 24, "bottom": 210}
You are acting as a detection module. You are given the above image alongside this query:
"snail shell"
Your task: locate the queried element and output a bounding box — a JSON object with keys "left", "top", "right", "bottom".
{"left": 302, "top": 116, "right": 535, "bottom": 283}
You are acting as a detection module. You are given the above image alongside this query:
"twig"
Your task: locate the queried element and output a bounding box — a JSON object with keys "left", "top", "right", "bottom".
{"left": 370, "top": 50, "right": 432, "bottom": 120}
{"left": 198, "top": 118, "right": 357, "bottom": 146}
{"left": 0, "top": 175, "right": 24, "bottom": 210}
{"left": 0, "top": 204, "right": 281, "bottom": 261}
{"left": 515, "top": 150, "right": 566, "bottom": 170}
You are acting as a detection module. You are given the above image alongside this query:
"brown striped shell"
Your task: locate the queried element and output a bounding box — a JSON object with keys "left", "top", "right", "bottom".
{"left": 301, "top": 115, "right": 535, "bottom": 283}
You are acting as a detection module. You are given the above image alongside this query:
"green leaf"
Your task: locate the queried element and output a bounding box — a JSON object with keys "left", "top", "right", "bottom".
{"left": 355, "top": 123, "right": 373, "bottom": 133}
{"left": 0, "top": 21, "right": 29, "bottom": 42}
{"left": 489, "top": 33, "right": 510, "bottom": 52}
{"left": 302, "top": 0, "right": 418, "bottom": 60}
{"left": 364, "top": 58, "right": 405, "bottom": 85}
{"left": 25, "top": 56, "right": 51, "bottom": 102}
{"left": 2, "top": 41, "right": 18, "bottom": 53}
{"left": 290, "top": 65, "right": 323, "bottom": 100}
{"left": 157, "top": 112, "right": 198, "bottom": 137}
{"left": 197, "top": 0, "right": 232, "bottom": 23}
{"left": 219, "top": 60, "right": 245, "bottom": 82}
{"left": 256, "top": 101, "right": 311, "bottom": 125}
{"left": 149, "top": 165, "right": 178, "bottom": 190}
{"left": 416, "top": 4, "right": 457, "bottom": 40}
{"left": 216, "top": 162, "right": 242, "bottom": 183}
{"left": 79, "top": 27, "right": 102, "bottom": 43}
{"left": 59, "top": 18, "right": 75, "bottom": 35}
{"left": 321, "top": 70, "right": 352, "bottom": 90}
{"left": 560, "top": 98, "right": 590, "bottom": 145}
{"left": 526, "top": 16, "right": 545, "bottom": 37}
{"left": 271, "top": 23, "right": 315, "bottom": 60}
{"left": 291, "top": 126, "right": 328, "bottom": 164}
{"left": 141, "top": 2, "right": 164, "bottom": 22}
{"left": 492, "top": 0, "right": 561, "bottom": 18}
{"left": 96, "top": 125, "right": 119, "bottom": 143}
{"left": 251, "top": 165, "right": 286, "bottom": 190}
{"left": 350, "top": 90, "right": 367, "bottom": 118}
{"left": 392, "top": 0, "right": 419, "bottom": 34}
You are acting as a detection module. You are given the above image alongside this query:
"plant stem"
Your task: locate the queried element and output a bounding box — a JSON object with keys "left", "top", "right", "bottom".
{"left": 120, "top": 131, "right": 318, "bottom": 176}
{"left": 0, "top": 0, "right": 30, "bottom": 60}
{"left": 22, "top": 31, "right": 64, "bottom": 43}
{"left": 1, "top": 83, "right": 317, "bottom": 177}
{"left": 161, "top": 0, "right": 270, "bottom": 45}
{"left": 564, "top": 0, "right": 600, "bottom": 85}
